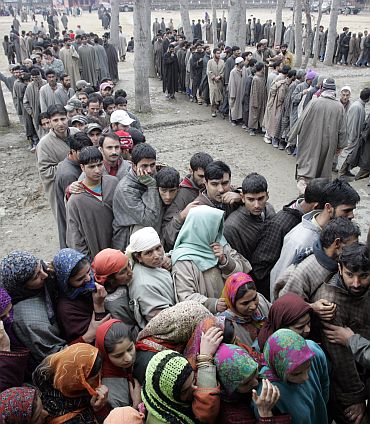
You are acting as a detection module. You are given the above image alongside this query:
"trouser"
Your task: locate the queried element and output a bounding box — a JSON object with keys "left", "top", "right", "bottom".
{"left": 219, "top": 86, "right": 229, "bottom": 115}
{"left": 211, "top": 101, "right": 220, "bottom": 113}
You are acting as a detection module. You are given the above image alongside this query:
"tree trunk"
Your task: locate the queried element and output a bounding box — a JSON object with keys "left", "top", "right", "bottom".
{"left": 147, "top": 7, "right": 156, "bottom": 78}
{"left": 311, "top": 0, "right": 323, "bottom": 66}
{"left": 323, "top": 0, "right": 340, "bottom": 65}
{"left": 110, "top": 0, "right": 120, "bottom": 53}
{"left": 179, "top": 0, "right": 192, "bottom": 41}
{"left": 226, "top": 0, "right": 241, "bottom": 47}
{"left": 134, "top": 0, "right": 152, "bottom": 112}
{"left": 302, "top": 0, "right": 313, "bottom": 68}
{"left": 237, "top": 0, "right": 247, "bottom": 49}
{"left": 294, "top": 0, "right": 303, "bottom": 67}
{"left": 0, "top": 83, "right": 10, "bottom": 127}
{"left": 212, "top": 0, "right": 218, "bottom": 47}
{"left": 275, "top": 0, "right": 284, "bottom": 46}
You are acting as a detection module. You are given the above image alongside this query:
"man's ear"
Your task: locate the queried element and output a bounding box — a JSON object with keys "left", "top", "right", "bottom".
{"left": 80, "top": 164, "right": 84, "bottom": 172}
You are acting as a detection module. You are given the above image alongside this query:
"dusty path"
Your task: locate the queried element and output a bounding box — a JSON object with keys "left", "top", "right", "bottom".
{"left": 0, "top": 11, "right": 369, "bottom": 258}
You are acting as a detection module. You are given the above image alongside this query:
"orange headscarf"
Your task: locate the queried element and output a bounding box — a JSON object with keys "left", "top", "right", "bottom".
{"left": 48, "top": 343, "right": 100, "bottom": 398}
{"left": 104, "top": 407, "right": 145, "bottom": 424}
{"left": 92, "top": 249, "right": 129, "bottom": 284}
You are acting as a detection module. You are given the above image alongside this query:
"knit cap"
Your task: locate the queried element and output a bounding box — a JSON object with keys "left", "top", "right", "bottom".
{"left": 323, "top": 78, "right": 336, "bottom": 91}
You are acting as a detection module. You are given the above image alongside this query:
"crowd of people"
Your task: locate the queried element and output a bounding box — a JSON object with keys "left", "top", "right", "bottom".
{"left": 1, "top": 9, "right": 370, "bottom": 424}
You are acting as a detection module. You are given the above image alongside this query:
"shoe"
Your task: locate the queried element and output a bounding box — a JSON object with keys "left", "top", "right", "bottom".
{"left": 286, "top": 145, "right": 295, "bottom": 155}
{"left": 242, "top": 124, "right": 247, "bottom": 129}
{"left": 231, "top": 121, "right": 237, "bottom": 126}
{"left": 212, "top": 112, "right": 216, "bottom": 117}
{"left": 278, "top": 140, "right": 287, "bottom": 150}
{"left": 264, "top": 136, "right": 272, "bottom": 144}
{"left": 249, "top": 130, "right": 256, "bottom": 136}
{"left": 355, "top": 169, "right": 370, "bottom": 181}
{"left": 339, "top": 170, "right": 355, "bottom": 178}
{"left": 30, "top": 145, "right": 36, "bottom": 153}
{"left": 272, "top": 138, "right": 279, "bottom": 148}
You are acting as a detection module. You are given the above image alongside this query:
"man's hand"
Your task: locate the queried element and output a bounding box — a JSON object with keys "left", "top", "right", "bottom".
{"left": 216, "top": 298, "right": 227, "bottom": 313}
{"left": 210, "top": 242, "right": 226, "bottom": 265}
{"left": 344, "top": 402, "right": 366, "bottom": 424}
{"left": 199, "top": 326, "right": 223, "bottom": 357}
{"left": 311, "top": 299, "right": 336, "bottom": 321}
{"left": 179, "top": 200, "right": 200, "bottom": 222}
{"left": 252, "top": 379, "right": 280, "bottom": 418}
{"left": 222, "top": 191, "right": 242, "bottom": 204}
{"left": 323, "top": 323, "right": 355, "bottom": 346}
{"left": 137, "top": 168, "right": 156, "bottom": 187}
{"left": 69, "top": 181, "right": 84, "bottom": 195}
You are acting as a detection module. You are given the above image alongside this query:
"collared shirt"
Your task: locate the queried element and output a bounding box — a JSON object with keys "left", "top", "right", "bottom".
{"left": 104, "top": 158, "right": 122, "bottom": 177}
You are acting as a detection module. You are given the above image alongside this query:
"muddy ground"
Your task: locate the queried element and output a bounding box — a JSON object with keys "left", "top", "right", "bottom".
{"left": 0, "top": 10, "right": 369, "bottom": 258}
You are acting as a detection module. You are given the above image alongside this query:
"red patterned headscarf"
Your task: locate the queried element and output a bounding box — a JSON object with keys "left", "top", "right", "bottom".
{"left": 222, "top": 272, "right": 256, "bottom": 311}
{"left": 0, "top": 387, "right": 37, "bottom": 423}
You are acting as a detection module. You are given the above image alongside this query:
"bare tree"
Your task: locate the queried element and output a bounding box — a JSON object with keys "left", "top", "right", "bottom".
{"left": 311, "top": 0, "right": 323, "bottom": 66}
{"left": 0, "top": 83, "right": 10, "bottom": 127}
{"left": 302, "top": 0, "right": 313, "bottom": 68}
{"left": 226, "top": 0, "right": 242, "bottom": 47}
{"left": 110, "top": 0, "right": 120, "bottom": 53}
{"left": 237, "top": 0, "right": 247, "bottom": 49}
{"left": 294, "top": 0, "right": 303, "bottom": 67}
{"left": 179, "top": 0, "right": 192, "bottom": 41}
{"left": 212, "top": 0, "right": 218, "bottom": 46}
{"left": 275, "top": 0, "right": 285, "bottom": 46}
{"left": 323, "top": 0, "right": 340, "bottom": 65}
{"left": 134, "top": 0, "right": 152, "bottom": 112}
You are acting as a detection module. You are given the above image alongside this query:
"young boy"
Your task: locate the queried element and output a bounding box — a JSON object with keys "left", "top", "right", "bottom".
{"left": 66, "top": 146, "right": 118, "bottom": 258}
{"left": 224, "top": 172, "right": 275, "bottom": 262}
{"left": 155, "top": 167, "right": 180, "bottom": 207}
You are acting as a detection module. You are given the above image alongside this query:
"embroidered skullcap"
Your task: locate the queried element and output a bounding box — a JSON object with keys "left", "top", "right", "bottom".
{"left": 235, "top": 57, "right": 244, "bottom": 64}
{"left": 0, "top": 387, "right": 37, "bottom": 423}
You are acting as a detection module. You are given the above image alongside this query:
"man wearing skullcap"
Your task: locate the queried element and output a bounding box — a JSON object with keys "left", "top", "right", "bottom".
{"left": 288, "top": 78, "right": 347, "bottom": 191}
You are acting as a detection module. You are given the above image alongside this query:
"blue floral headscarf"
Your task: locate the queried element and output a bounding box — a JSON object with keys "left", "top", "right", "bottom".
{"left": 53, "top": 249, "right": 95, "bottom": 300}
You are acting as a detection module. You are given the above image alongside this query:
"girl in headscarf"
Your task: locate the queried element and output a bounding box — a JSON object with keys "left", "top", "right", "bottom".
{"left": 95, "top": 319, "right": 140, "bottom": 409}
{"left": 142, "top": 325, "right": 222, "bottom": 424}
{"left": 219, "top": 273, "right": 270, "bottom": 346}
{"left": 134, "top": 301, "right": 211, "bottom": 383}
{"left": 0, "top": 251, "right": 66, "bottom": 365}
{"left": 214, "top": 343, "right": 291, "bottom": 424}
{"left": 172, "top": 205, "right": 252, "bottom": 314}
{"left": 33, "top": 343, "right": 109, "bottom": 423}
{"left": 53, "top": 248, "right": 109, "bottom": 343}
{"left": 0, "top": 288, "right": 30, "bottom": 391}
{"left": 257, "top": 293, "right": 312, "bottom": 351}
{"left": 92, "top": 249, "right": 138, "bottom": 334}
{"left": 256, "top": 329, "right": 329, "bottom": 424}
{"left": 125, "top": 227, "right": 175, "bottom": 329}
{"left": 103, "top": 407, "right": 144, "bottom": 424}
{"left": 0, "top": 387, "right": 48, "bottom": 424}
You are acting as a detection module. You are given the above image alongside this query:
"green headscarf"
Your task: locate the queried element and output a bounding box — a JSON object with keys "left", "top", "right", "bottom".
{"left": 171, "top": 205, "right": 227, "bottom": 272}
{"left": 142, "top": 350, "right": 195, "bottom": 424}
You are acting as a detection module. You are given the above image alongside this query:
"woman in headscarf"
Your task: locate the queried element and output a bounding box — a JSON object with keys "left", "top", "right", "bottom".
{"left": 53, "top": 248, "right": 110, "bottom": 343}
{"left": 214, "top": 343, "right": 291, "bottom": 424}
{"left": 0, "top": 386, "right": 48, "bottom": 423}
{"left": 0, "top": 251, "right": 66, "bottom": 366}
{"left": 184, "top": 315, "right": 235, "bottom": 370}
{"left": 33, "top": 343, "right": 109, "bottom": 423}
{"left": 142, "top": 326, "right": 222, "bottom": 424}
{"left": 125, "top": 227, "right": 175, "bottom": 329}
{"left": 219, "top": 273, "right": 270, "bottom": 347}
{"left": 172, "top": 205, "right": 252, "bottom": 314}
{"left": 0, "top": 288, "right": 30, "bottom": 391}
{"left": 92, "top": 248, "right": 138, "bottom": 335}
{"left": 95, "top": 319, "right": 140, "bottom": 409}
{"left": 103, "top": 407, "right": 144, "bottom": 424}
{"left": 256, "top": 329, "right": 329, "bottom": 424}
{"left": 257, "top": 293, "right": 312, "bottom": 351}
{"left": 134, "top": 301, "right": 211, "bottom": 384}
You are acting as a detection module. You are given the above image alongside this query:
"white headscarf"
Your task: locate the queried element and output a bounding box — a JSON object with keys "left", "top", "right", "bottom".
{"left": 125, "top": 227, "right": 161, "bottom": 263}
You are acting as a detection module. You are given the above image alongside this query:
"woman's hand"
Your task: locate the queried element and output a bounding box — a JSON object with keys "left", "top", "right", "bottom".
{"left": 83, "top": 313, "right": 111, "bottom": 343}
{"left": 210, "top": 242, "right": 226, "bottom": 265}
{"left": 90, "top": 385, "right": 109, "bottom": 411}
{"left": 161, "top": 256, "right": 172, "bottom": 271}
{"left": 129, "top": 379, "right": 142, "bottom": 409}
{"left": 216, "top": 298, "right": 227, "bottom": 313}
{"left": 92, "top": 283, "right": 107, "bottom": 312}
{"left": 252, "top": 379, "right": 280, "bottom": 418}
{"left": 323, "top": 323, "right": 354, "bottom": 346}
{"left": 199, "top": 326, "right": 223, "bottom": 357}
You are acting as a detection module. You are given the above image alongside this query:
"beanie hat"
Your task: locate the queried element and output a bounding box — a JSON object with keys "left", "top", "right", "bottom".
{"left": 322, "top": 78, "right": 336, "bottom": 91}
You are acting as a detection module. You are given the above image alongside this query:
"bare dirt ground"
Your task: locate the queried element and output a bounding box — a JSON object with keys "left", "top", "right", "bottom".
{"left": 0, "top": 10, "right": 369, "bottom": 259}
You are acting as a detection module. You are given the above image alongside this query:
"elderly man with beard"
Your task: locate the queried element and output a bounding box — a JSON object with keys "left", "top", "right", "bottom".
{"left": 36, "top": 105, "right": 79, "bottom": 219}
{"left": 312, "top": 243, "right": 370, "bottom": 424}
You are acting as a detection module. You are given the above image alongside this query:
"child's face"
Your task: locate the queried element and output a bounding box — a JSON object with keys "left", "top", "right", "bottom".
{"left": 158, "top": 187, "right": 179, "bottom": 205}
